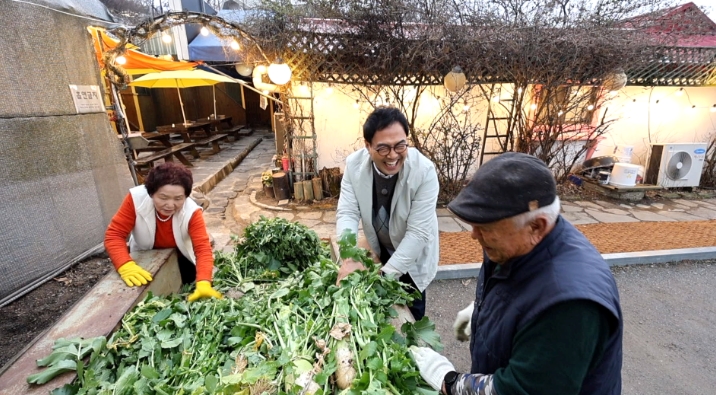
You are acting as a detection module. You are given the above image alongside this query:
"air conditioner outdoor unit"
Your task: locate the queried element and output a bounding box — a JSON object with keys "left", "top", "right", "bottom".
{"left": 645, "top": 143, "right": 707, "bottom": 188}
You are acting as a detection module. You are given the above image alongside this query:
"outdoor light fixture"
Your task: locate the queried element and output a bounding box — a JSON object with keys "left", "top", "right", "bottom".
{"left": 200, "top": 27, "right": 209, "bottom": 36}
{"left": 267, "top": 59, "right": 292, "bottom": 85}
{"left": 230, "top": 40, "right": 240, "bottom": 50}
{"left": 676, "top": 88, "right": 684, "bottom": 96}
{"left": 443, "top": 66, "right": 466, "bottom": 92}
{"left": 162, "top": 33, "right": 172, "bottom": 43}
{"left": 354, "top": 100, "right": 360, "bottom": 109}
{"left": 115, "top": 55, "right": 127, "bottom": 65}
{"left": 235, "top": 63, "right": 253, "bottom": 77}
{"left": 325, "top": 84, "right": 334, "bottom": 96}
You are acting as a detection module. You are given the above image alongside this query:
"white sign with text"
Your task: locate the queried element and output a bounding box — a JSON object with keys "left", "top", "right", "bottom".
{"left": 69, "top": 85, "right": 104, "bottom": 114}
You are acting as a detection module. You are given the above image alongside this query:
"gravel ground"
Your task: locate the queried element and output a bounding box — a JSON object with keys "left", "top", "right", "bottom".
{"left": 425, "top": 259, "right": 716, "bottom": 394}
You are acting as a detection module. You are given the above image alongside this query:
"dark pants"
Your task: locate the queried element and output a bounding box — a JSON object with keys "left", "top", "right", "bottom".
{"left": 399, "top": 272, "right": 426, "bottom": 321}
{"left": 177, "top": 252, "right": 196, "bottom": 285}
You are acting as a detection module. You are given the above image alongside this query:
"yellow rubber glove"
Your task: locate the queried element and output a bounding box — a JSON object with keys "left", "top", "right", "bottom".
{"left": 187, "top": 281, "right": 223, "bottom": 302}
{"left": 117, "top": 261, "right": 153, "bottom": 287}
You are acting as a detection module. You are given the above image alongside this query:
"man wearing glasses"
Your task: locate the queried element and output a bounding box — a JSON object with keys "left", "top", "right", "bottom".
{"left": 336, "top": 106, "right": 440, "bottom": 320}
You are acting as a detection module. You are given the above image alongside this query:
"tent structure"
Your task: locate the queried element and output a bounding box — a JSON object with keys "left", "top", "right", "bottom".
{"left": 188, "top": 33, "right": 244, "bottom": 62}
{"left": 90, "top": 27, "right": 200, "bottom": 74}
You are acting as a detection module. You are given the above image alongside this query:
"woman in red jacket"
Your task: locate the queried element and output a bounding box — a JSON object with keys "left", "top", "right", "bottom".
{"left": 104, "top": 162, "right": 221, "bottom": 302}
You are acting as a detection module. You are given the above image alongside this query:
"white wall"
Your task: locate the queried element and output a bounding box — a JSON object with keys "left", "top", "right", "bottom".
{"left": 307, "top": 82, "right": 497, "bottom": 171}
{"left": 594, "top": 86, "right": 716, "bottom": 166}
{"left": 301, "top": 82, "right": 716, "bottom": 171}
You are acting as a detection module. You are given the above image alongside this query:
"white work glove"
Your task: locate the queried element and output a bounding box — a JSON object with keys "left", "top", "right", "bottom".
{"left": 453, "top": 303, "right": 474, "bottom": 341}
{"left": 409, "top": 346, "right": 456, "bottom": 391}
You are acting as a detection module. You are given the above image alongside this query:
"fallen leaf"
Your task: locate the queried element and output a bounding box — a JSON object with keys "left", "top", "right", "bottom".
{"left": 53, "top": 277, "right": 72, "bottom": 285}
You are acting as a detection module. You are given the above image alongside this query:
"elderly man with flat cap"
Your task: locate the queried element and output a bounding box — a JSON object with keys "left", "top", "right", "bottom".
{"left": 410, "top": 152, "right": 623, "bottom": 395}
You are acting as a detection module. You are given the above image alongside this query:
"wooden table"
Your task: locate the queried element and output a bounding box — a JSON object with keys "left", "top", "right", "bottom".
{"left": 142, "top": 131, "right": 200, "bottom": 158}
{"left": 156, "top": 121, "right": 214, "bottom": 142}
{"left": 197, "top": 115, "right": 233, "bottom": 131}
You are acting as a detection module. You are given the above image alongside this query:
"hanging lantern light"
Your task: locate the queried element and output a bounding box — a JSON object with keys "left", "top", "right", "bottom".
{"left": 267, "top": 59, "right": 292, "bottom": 85}
{"left": 235, "top": 63, "right": 253, "bottom": 77}
{"left": 444, "top": 66, "right": 466, "bottom": 93}
{"left": 603, "top": 68, "right": 627, "bottom": 92}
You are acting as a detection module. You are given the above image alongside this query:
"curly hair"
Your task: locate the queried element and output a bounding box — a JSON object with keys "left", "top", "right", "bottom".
{"left": 144, "top": 162, "right": 193, "bottom": 197}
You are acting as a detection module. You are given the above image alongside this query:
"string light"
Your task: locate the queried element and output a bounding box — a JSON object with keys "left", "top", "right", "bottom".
{"left": 463, "top": 104, "right": 471, "bottom": 112}
{"left": 353, "top": 100, "right": 360, "bottom": 109}
{"left": 491, "top": 95, "right": 500, "bottom": 102}
{"left": 200, "top": 27, "right": 209, "bottom": 36}
{"left": 711, "top": 104, "right": 716, "bottom": 113}
{"left": 587, "top": 104, "right": 594, "bottom": 111}
{"left": 162, "top": 33, "right": 172, "bottom": 43}
{"left": 325, "top": 84, "right": 334, "bottom": 96}
{"left": 115, "top": 55, "right": 127, "bottom": 65}
{"left": 530, "top": 103, "right": 537, "bottom": 110}
{"left": 676, "top": 88, "right": 684, "bottom": 96}
{"left": 230, "top": 40, "right": 240, "bottom": 50}
{"left": 557, "top": 110, "right": 564, "bottom": 116}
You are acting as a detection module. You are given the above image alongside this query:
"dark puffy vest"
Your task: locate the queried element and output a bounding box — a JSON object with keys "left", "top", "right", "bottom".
{"left": 469, "top": 216, "right": 623, "bottom": 394}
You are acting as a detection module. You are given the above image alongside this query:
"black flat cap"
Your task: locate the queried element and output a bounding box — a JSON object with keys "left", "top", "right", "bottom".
{"left": 448, "top": 152, "right": 557, "bottom": 224}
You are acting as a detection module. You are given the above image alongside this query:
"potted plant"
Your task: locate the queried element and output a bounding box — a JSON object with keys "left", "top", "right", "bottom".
{"left": 262, "top": 170, "right": 275, "bottom": 198}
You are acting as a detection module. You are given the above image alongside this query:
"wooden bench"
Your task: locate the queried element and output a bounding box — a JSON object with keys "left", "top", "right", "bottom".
{"left": 194, "top": 133, "right": 229, "bottom": 154}
{"left": 134, "top": 142, "right": 196, "bottom": 168}
{"left": 223, "top": 125, "right": 252, "bottom": 141}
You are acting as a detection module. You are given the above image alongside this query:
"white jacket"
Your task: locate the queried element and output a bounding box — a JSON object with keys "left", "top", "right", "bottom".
{"left": 336, "top": 147, "right": 439, "bottom": 291}
{"left": 128, "top": 185, "right": 202, "bottom": 264}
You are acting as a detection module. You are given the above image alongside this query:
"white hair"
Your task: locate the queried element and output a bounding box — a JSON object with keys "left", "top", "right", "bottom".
{"left": 511, "top": 196, "right": 561, "bottom": 228}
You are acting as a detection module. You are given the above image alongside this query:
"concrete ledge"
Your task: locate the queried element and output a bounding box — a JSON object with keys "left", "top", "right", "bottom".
{"left": 432, "top": 247, "right": 716, "bottom": 281}
{"left": 194, "top": 136, "right": 263, "bottom": 195}
{"left": 0, "top": 250, "right": 181, "bottom": 395}
{"left": 436, "top": 263, "right": 482, "bottom": 280}
{"left": 602, "top": 246, "right": 716, "bottom": 266}
{"left": 249, "top": 190, "right": 292, "bottom": 211}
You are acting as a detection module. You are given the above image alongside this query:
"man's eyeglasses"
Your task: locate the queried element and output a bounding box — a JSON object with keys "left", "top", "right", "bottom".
{"left": 373, "top": 142, "right": 408, "bottom": 156}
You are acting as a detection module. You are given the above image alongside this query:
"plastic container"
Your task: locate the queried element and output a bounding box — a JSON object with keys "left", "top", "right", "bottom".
{"left": 609, "top": 163, "right": 640, "bottom": 187}
{"left": 614, "top": 145, "right": 634, "bottom": 163}
{"left": 598, "top": 171, "right": 611, "bottom": 185}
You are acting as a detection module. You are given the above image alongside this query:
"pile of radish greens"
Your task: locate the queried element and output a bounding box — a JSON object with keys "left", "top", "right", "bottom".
{"left": 43, "top": 217, "right": 441, "bottom": 395}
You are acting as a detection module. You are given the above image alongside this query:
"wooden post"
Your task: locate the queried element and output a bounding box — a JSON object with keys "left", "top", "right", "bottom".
{"left": 302, "top": 180, "right": 315, "bottom": 201}
{"left": 320, "top": 167, "right": 343, "bottom": 197}
{"left": 294, "top": 182, "right": 304, "bottom": 201}
{"left": 272, "top": 171, "right": 291, "bottom": 200}
{"left": 312, "top": 178, "right": 323, "bottom": 201}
